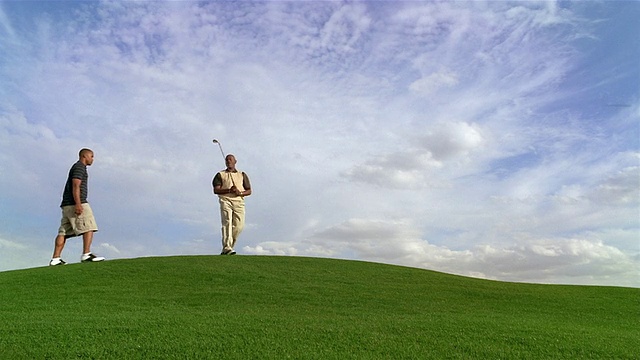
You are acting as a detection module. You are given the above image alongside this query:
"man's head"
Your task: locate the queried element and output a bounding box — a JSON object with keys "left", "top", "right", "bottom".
{"left": 225, "top": 154, "right": 237, "bottom": 171}
{"left": 79, "top": 148, "right": 94, "bottom": 166}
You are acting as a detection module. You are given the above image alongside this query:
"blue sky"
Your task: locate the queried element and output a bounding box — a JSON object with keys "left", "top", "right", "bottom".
{"left": 0, "top": 1, "right": 638, "bottom": 287}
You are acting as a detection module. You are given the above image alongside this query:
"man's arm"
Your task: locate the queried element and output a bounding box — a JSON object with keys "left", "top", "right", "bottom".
{"left": 213, "top": 184, "right": 236, "bottom": 195}
{"left": 212, "top": 173, "right": 236, "bottom": 195}
{"left": 212, "top": 173, "right": 223, "bottom": 194}
{"left": 72, "top": 178, "right": 83, "bottom": 215}
{"left": 241, "top": 173, "right": 252, "bottom": 197}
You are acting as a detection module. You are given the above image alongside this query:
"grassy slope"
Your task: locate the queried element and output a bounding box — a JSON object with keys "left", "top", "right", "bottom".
{"left": 0, "top": 256, "right": 637, "bottom": 359}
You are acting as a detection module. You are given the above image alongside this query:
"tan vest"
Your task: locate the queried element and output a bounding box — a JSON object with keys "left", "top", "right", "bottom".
{"left": 218, "top": 170, "right": 245, "bottom": 198}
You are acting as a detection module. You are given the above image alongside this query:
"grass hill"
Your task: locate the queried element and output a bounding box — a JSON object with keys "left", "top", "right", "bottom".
{"left": 0, "top": 256, "right": 637, "bottom": 359}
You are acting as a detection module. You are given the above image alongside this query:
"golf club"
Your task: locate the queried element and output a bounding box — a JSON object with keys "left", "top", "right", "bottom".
{"left": 212, "top": 139, "right": 238, "bottom": 189}
{"left": 212, "top": 139, "right": 225, "bottom": 162}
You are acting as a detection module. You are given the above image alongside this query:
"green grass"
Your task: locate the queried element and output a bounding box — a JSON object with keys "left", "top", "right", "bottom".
{"left": 0, "top": 256, "right": 637, "bottom": 359}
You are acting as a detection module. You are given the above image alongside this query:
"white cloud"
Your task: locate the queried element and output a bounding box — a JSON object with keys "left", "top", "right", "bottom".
{"left": 417, "top": 121, "right": 484, "bottom": 161}
{"left": 342, "top": 149, "right": 442, "bottom": 189}
{"left": 343, "top": 121, "right": 484, "bottom": 189}
{"left": 0, "top": 235, "right": 52, "bottom": 271}
{"left": 246, "top": 219, "right": 639, "bottom": 287}
{"left": 409, "top": 69, "right": 459, "bottom": 95}
{"left": 0, "top": 4, "right": 14, "bottom": 38}
{"left": 319, "top": 2, "right": 371, "bottom": 53}
{"left": 588, "top": 166, "right": 640, "bottom": 206}
{"left": 98, "top": 242, "right": 121, "bottom": 254}
{"left": 0, "top": 238, "right": 27, "bottom": 250}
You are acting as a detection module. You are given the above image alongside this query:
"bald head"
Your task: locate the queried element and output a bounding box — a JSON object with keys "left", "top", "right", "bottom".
{"left": 225, "top": 154, "right": 237, "bottom": 171}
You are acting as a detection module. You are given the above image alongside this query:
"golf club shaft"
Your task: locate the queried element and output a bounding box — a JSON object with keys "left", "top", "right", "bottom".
{"left": 213, "top": 139, "right": 238, "bottom": 189}
{"left": 217, "top": 143, "right": 225, "bottom": 160}
{"left": 212, "top": 139, "right": 225, "bottom": 160}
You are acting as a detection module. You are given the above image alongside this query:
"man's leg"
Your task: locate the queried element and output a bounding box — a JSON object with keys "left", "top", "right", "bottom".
{"left": 52, "top": 234, "right": 66, "bottom": 258}
{"left": 80, "top": 230, "right": 104, "bottom": 262}
{"left": 231, "top": 200, "right": 245, "bottom": 249}
{"left": 52, "top": 206, "right": 72, "bottom": 259}
{"left": 82, "top": 230, "right": 94, "bottom": 254}
{"left": 219, "top": 198, "right": 234, "bottom": 252}
{"left": 76, "top": 204, "right": 103, "bottom": 262}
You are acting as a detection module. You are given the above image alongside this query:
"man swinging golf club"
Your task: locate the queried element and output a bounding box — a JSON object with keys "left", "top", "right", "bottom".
{"left": 212, "top": 140, "right": 252, "bottom": 255}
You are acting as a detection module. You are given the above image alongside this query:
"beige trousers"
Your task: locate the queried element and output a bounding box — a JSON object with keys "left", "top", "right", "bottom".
{"left": 219, "top": 196, "right": 245, "bottom": 251}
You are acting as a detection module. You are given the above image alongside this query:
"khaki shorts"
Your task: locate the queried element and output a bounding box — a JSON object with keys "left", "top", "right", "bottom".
{"left": 58, "top": 203, "right": 99, "bottom": 238}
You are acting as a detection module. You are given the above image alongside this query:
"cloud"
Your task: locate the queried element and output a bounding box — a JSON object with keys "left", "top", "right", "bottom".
{"left": 587, "top": 166, "right": 640, "bottom": 206}
{"left": 0, "top": 237, "right": 27, "bottom": 251}
{"left": 0, "top": 235, "right": 51, "bottom": 271}
{"left": 471, "top": 237, "right": 638, "bottom": 286}
{"left": 343, "top": 121, "right": 483, "bottom": 189}
{"left": 410, "top": 69, "right": 459, "bottom": 95}
{"left": 417, "top": 121, "right": 484, "bottom": 161}
{"left": 0, "top": 3, "right": 15, "bottom": 39}
{"left": 318, "top": 2, "right": 371, "bottom": 53}
{"left": 98, "top": 242, "right": 121, "bottom": 254}
{"left": 245, "top": 218, "right": 639, "bottom": 287}
{"left": 342, "top": 150, "right": 441, "bottom": 190}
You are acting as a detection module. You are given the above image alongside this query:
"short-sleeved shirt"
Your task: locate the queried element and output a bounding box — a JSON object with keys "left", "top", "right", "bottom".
{"left": 60, "top": 161, "right": 88, "bottom": 207}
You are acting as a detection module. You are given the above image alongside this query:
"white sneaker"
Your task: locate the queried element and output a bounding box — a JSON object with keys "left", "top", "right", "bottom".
{"left": 81, "top": 253, "right": 105, "bottom": 262}
{"left": 49, "top": 258, "right": 67, "bottom": 266}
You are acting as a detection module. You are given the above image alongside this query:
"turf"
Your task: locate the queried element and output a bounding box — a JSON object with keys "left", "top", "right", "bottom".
{"left": 0, "top": 256, "right": 637, "bottom": 359}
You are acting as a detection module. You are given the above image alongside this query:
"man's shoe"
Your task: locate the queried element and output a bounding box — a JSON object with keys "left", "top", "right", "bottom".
{"left": 81, "top": 253, "right": 105, "bottom": 262}
{"left": 228, "top": 251, "right": 236, "bottom": 255}
{"left": 49, "top": 258, "right": 66, "bottom": 266}
{"left": 221, "top": 249, "right": 236, "bottom": 255}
